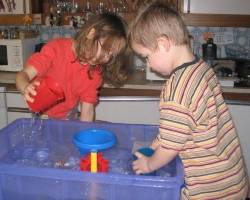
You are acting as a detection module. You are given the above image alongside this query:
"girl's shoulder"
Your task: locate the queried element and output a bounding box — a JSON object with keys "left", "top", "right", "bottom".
{"left": 46, "top": 38, "right": 73, "bottom": 48}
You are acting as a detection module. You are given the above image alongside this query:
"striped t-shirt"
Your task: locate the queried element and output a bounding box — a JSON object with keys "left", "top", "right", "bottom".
{"left": 157, "top": 57, "right": 249, "bottom": 199}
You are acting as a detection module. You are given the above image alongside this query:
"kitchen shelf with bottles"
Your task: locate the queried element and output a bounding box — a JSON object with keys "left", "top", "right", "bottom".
{"left": 0, "top": 0, "right": 179, "bottom": 26}
{"left": 43, "top": 0, "right": 250, "bottom": 27}
{"left": 40, "top": 0, "right": 179, "bottom": 26}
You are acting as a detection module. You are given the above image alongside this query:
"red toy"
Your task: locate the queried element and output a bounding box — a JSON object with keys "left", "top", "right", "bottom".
{"left": 80, "top": 152, "right": 109, "bottom": 173}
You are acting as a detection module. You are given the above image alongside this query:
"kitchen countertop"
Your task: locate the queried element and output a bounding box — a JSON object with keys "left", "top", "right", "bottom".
{"left": 1, "top": 71, "right": 250, "bottom": 101}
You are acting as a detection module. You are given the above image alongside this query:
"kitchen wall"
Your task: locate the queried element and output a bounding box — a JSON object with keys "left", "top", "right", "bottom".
{"left": 188, "top": 26, "right": 250, "bottom": 59}
{"left": 39, "top": 25, "right": 250, "bottom": 59}
{"left": 1, "top": 25, "right": 250, "bottom": 59}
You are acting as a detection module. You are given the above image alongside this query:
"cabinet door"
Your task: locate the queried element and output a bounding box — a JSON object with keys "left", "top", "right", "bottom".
{"left": 228, "top": 104, "right": 250, "bottom": 186}
{"left": 0, "top": 87, "right": 7, "bottom": 129}
{"left": 6, "top": 92, "right": 32, "bottom": 124}
{"left": 96, "top": 97, "right": 160, "bottom": 125}
{"left": 183, "top": 0, "right": 250, "bottom": 14}
{"left": 7, "top": 111, "right": 32, "bottom": 124}
{"left": 6, "top": 92, "right": 28, "bottom": 108}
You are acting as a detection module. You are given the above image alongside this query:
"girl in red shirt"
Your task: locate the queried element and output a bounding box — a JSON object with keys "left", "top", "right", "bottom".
{"left": 16, "top": 13, "right": 128, "bottom": 121}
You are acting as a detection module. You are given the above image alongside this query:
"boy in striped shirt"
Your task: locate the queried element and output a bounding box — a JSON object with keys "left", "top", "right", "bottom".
{"left": 129, "top": 2, "right": 249, "bottom": 199}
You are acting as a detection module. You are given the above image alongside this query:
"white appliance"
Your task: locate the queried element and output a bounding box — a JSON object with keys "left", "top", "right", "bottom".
{"left": 96, "top": 96, "right": 160, "bottom": 125}
{"left": 133, "top": 54, "right": 166, "bottom": 81}
{"left": 0, "top": 37, "right": 39, "bottom": 72}
{"left": 183, "top": 0, "right": 250, "bottom": 14}
{"left": 146, "top": 67, "right": 166, "bottom": 81}
{"left": 0, "top": 87, "right": 7, "bottom": 129}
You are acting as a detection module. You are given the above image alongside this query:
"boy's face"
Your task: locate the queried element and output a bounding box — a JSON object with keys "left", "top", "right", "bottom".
{"left": 132, "top": 40, "right": 174, "bottom": 76}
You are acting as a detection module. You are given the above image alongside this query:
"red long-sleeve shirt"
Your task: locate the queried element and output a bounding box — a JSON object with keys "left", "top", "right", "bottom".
{"left": 27, "top": 38, "right": 102, "bottom": 119}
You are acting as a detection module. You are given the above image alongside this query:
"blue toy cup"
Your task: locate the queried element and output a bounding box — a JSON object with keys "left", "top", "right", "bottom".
{"left": 73, "top": 129, "right": 117, "bottom": 156}
{"left": 133, "top": 147, "right": 156, "bottom": 176}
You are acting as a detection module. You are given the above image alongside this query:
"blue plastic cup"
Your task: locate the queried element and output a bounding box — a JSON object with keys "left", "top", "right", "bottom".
{"left": 133, "top": 147, "right": 156, "bottom": 176}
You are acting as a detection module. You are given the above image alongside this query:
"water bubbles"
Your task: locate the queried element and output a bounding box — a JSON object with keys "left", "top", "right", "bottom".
{"left": 36, "top": 148, "right": 49, "bottom": 162}
{"left": 23, "top": 113, "right": 44, "bottom": 147}
{"left": 22, "top": 147, "right": 34, "bottom": 159}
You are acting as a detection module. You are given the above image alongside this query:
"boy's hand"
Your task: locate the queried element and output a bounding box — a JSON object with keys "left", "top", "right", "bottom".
{"left": 23, "top": 80, "right": 40, "bottom": 103}
{"left": 132, "top": 151, "right": 152, "bottom": 175}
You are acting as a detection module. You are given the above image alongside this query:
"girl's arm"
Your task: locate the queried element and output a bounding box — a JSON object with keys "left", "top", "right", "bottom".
{"left": 79, "top": 102, "right": 95, "bottom": 122}
{"left": 16, "top": 65, "right": 39, "bottom": 102}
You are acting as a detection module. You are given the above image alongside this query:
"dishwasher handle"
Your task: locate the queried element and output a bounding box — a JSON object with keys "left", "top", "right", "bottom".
{"left": 99, "top": 96, "right": 160, "bottom": 102}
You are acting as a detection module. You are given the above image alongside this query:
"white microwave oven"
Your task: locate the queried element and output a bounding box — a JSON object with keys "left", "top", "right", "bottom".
{"left": 0, "top": 38, "right": 39, "bottom": 72}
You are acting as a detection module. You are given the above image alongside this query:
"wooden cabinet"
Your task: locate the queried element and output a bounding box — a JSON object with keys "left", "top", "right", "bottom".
{"left": 180, "top": 0, "right": 250, "bottom": 27}
{"left": 1, "top": 0, "right": 250, "bottom": 27}
{"left": 182, "top": 0, "right": 250, "bottom": 14}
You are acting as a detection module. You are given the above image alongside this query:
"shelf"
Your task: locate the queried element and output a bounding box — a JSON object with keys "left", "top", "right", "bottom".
{"left": 0, "top": 14, "right": 41, "bottom": 26}
{"left": 1, "top": 13, "right": 250, "bottom": 27}
{"left": 182, "top": 13, "right": 250, "bottom": 27}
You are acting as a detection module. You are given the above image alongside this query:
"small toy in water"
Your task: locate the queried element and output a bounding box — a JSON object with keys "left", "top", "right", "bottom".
{"left": 73, "top": 129, "right": 116, "bottom": 173}
{"left": 54, "top": 160, "right": 66, "bottom": 168}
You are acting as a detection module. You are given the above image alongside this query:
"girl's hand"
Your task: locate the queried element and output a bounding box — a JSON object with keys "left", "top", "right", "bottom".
{"left": 22, "top": 80, "right": 40, "bottom": 103}
{"left": 132, "top": 151, "right": 152, "bottom": 175}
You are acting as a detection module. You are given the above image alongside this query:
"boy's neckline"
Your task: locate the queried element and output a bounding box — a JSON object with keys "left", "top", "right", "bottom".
{"left": 171, "top": 55, "right": 199, "bottom": 75}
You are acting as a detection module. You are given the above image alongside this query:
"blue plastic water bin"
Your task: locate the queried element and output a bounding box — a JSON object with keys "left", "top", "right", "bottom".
{"left": 0, "top": 118, "right": 184, "bottom": 200}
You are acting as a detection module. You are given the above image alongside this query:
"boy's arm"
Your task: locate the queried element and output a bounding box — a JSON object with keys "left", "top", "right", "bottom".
{"left": 150, "top": 136, "right": 161, "bottom": 150}
{"left": 133, "top": 145, "right": 178, "bottom": 175}
{"left": 79, "top": 102, "right": 95, "bottom": 122}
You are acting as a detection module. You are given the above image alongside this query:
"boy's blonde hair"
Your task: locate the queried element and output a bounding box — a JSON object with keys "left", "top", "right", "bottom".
{"left": 129, "top": 2, "right": 189, "bottom": 50}
{"left": 74, "top": 13, "right": 128, "bottom": 87}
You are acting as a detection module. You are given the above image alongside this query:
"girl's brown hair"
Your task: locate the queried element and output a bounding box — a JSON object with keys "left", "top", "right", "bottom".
{"left": 128, "top": 2, "right": 189, "bottom": 50}
{"left": 74, "top": 13, "right": 128, "bottom": 87}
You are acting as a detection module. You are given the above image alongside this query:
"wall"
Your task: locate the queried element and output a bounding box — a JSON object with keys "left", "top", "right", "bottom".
{"left": 188, "top": 26, "right": 250, "bottom": 59}
{"left": 37, "top": 25, "right": 250, "bottom": 60}
{"left": 1, "top": 25, "right": 250, "bottom": 59}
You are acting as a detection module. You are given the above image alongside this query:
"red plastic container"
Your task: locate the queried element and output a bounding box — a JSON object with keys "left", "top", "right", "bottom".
{"left": 27, "top": 76, "right": 65, "bottom": 113}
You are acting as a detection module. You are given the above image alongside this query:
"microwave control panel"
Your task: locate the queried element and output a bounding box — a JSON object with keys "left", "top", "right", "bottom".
{"left": 10, "top": 45, "right": 22, "bottom": 68}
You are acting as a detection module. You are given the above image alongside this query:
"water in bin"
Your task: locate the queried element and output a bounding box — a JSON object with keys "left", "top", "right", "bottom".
{"left": 14, "top": 112, "right": 49, "bottom": 167}
{"left": 21, "top": 76, "right": 65, "bottom": 165}
{"left": 23, "top": 113, "right": 44, "bottom": 147}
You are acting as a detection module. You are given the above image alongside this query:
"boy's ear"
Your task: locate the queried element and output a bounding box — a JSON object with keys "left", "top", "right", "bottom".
{"left": 86, "top": 28, "right": 96, "bottom": 39}
{"left": 157, "top": 36, "right": 171, "bottom": 52}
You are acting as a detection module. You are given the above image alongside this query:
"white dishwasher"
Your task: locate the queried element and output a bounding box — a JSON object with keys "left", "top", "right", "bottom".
{"left": 0, "top": 87, "right": 8, "bottom": 129}
{"left": 96, "top": 96, "right": 160, "bottom": 125}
